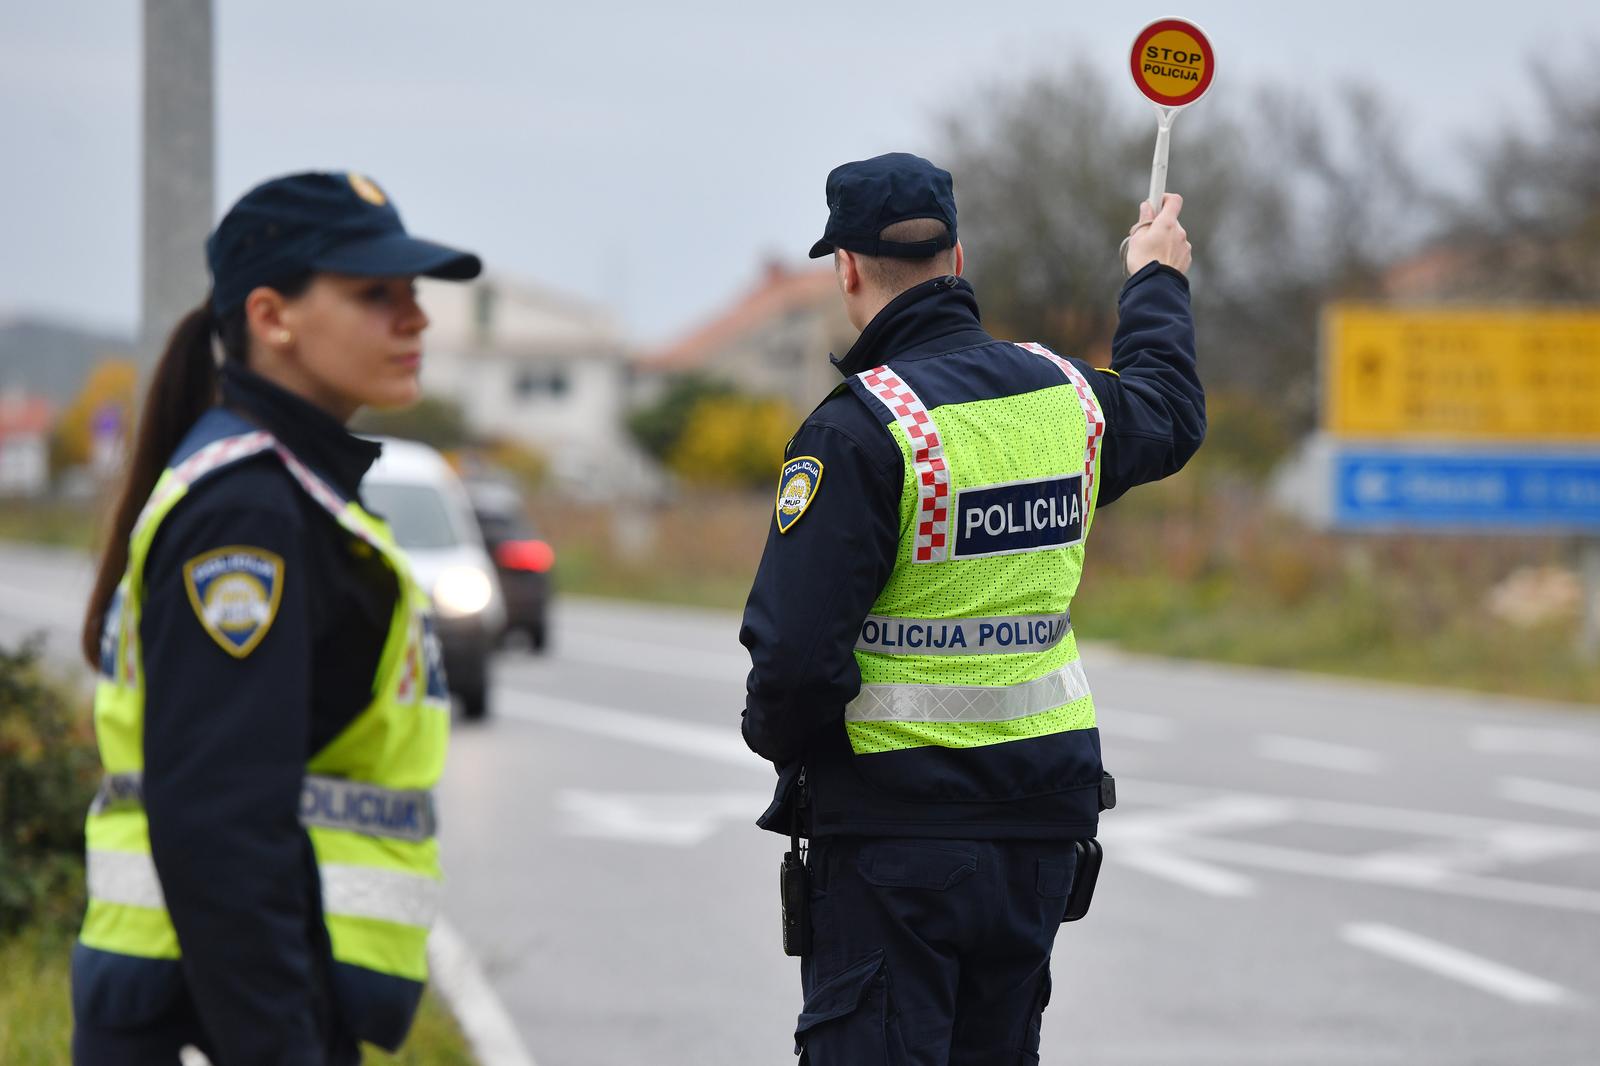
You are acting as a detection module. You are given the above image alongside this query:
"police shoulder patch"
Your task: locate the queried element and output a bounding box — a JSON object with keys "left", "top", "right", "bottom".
{"left": 182, "top": 546, "right": 285, "bottom": 658}
{"left": 775, "top": 455, "right": 824, "bottom": 534}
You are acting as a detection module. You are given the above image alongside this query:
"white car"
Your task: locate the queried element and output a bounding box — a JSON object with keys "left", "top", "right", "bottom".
{"left": 361, "top": 437, "right": 505, "bottom": 719}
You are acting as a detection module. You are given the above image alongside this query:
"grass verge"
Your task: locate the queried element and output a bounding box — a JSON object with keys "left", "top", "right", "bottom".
{"left": 0, "top": 923, "right": 476, "bottom": 1065}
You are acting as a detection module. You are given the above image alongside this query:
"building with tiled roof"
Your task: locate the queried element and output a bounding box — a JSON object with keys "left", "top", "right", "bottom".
{"left": 639, "top": 261, "right": 856, "bottom": 413}
{"left": 0, "top": 391, "right": 53, "bottom": 496}
{"left": 418, "top": 274, "right": 653, "bottom": 494}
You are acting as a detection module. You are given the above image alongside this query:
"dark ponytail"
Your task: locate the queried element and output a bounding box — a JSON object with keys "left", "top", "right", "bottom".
{"left": 80, "top": 301, "right": 220, "bottom": 666}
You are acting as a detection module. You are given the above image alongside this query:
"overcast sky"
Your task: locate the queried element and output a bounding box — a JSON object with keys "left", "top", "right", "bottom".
{"left": 2, "top": 1, "right": 1596, "bottom": 346}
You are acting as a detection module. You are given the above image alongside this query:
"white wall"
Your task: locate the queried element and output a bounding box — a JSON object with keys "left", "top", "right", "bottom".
{"left": 0, "top": 435, "right": 48, "bottom": 496}
{"left": 415, "top": 276, "right": 653, "bottom": 494}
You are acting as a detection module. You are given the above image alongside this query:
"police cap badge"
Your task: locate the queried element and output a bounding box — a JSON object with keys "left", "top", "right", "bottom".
{"left": 183, "top": 546, "right": 285, "bottom": 658}
{"left": 776, "top": 456, "right": 824, "bottom": 534}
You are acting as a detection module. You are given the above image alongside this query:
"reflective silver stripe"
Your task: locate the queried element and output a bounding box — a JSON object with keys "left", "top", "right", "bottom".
{"left": 87, "top": 849, "right": 167, "bottom": 909}
{"left": 319, "top": 863, "right": 442, "bottom": 928}
{"left": 91, "top": 773, "right": 436, "bottom": 844}
{"left": 299, "top": 775, "right": 436, "bottom": 843}
{"left": 856, "top": 613, "right": 1072, "bottom": 656}
{"left": 846, "top": 659, "right": 1092, "bottom": 724}
{"left": 86, "top": 850, "right": 441, "bottom": 929}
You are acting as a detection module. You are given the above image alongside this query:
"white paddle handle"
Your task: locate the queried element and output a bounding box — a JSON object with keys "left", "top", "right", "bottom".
{"left": 1147, "top": 108, "right": 1174, "bottom": 211}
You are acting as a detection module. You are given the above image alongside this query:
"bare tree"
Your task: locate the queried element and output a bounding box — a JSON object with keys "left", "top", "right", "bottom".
{"left": 1441, "top": 47, "right": 1600, "bottom": 300}
{"left": 942, "top": 61, "right": 1430, "bottom": 429}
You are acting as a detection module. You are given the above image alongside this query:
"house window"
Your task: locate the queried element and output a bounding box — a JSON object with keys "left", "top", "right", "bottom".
{"left": 514, "top": 368, "right": 571, "bottom": 398}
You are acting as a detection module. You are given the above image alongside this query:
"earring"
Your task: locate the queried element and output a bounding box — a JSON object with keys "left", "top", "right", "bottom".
{"left": 275, "top": 330, "right": 292, "bottom": 344}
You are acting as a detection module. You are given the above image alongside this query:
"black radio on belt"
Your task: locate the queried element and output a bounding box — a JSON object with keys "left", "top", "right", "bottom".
{"left": 780, "top": 846, "right": 812, "bottom": 957}
{"left": 780, "top": 769, "right": 813, "bottom": 957}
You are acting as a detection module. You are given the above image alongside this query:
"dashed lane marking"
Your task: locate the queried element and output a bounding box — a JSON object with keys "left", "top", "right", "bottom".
{"left": 1116, "top": 848, "right": 1257, "bottom": 897}
{"left": 497, "top": 688, "right": 759, "bottom": 769}
{"left": 1498, "top": 776, "right": 1600, "bottom": 819}
{"left": 558, "top": 790, "right": 773, "bottom": 846}
{"left": 1342, "top": 923, "right": 1579, "bottom": 1006}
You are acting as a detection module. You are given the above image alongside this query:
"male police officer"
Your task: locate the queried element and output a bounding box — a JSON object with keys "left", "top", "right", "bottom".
{"left": 740, "top": 152, "right": 1202, "bottom": 1064}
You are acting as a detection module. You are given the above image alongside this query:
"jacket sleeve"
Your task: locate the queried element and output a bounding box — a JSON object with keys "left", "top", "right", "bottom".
{"left": 1079, "top": 262, "right": 1206, "bottom": 506}
{"left": 140, "top": 492, "right": 328, "bottom": 1066}
{"left": 740, "top": 418, "right": 901, "bottom": 766}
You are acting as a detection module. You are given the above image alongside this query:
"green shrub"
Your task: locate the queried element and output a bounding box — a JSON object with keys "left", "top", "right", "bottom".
{"left": 625, "top": 373, "right": 737, "bottom": 462}
{"left": 0, "top": 639, "right": 99, "bottom": 936}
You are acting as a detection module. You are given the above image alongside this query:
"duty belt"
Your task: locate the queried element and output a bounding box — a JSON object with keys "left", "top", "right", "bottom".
{"left": 91, "top": 771, "right": 438, "bottom": 844}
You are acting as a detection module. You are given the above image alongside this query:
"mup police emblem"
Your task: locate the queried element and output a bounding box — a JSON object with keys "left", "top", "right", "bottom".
{"left": 776, "top": 456, "right": 823, "bottom": 534}
{"left": 182, "top": 546, "right": 284, "bottom": 658}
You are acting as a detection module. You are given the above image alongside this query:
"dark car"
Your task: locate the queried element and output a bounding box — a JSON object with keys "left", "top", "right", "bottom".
{"left": 466, "top": 479, "right": 554, "bottom": 650}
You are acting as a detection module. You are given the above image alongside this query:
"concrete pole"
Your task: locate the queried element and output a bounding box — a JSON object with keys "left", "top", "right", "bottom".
{"left": 140, "top": 0, "right": 214, "bottom": 369}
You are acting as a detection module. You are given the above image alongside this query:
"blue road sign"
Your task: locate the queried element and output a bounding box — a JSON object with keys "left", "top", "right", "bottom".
{"left": 1334, "top": 449, "right": 1600, "bottom": 532}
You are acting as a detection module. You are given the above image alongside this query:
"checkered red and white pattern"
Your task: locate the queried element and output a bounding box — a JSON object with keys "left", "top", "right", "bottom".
{"left": 273, "top": 444, "right": 380, "bottom": 548}
{"left": 1016, "top": 342, "right": 1106, "bottom": 507}
{"left": 857, "top": 366, "right": 950, "bottom": 563}
{"left": 131, "top": 430, "right": 383, "bottom": 552}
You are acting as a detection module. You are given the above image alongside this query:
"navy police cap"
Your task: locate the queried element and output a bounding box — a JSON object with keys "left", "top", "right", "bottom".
{"left": 206, "top": 171, "right": 482, "bottom": 315}
{"left": 808, "top": 152, "right": 957, "bottom": 259}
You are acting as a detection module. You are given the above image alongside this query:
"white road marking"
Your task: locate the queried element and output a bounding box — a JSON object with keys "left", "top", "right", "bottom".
{"left": 556, "top": 633, "right": 748, "bottom": 684}
{"left": 1116, "top": 848, "right": 1257, "bottom": 897}
{"left": 1341, "top": 923, "right": 1577, "bottom": 1006}
{"left": 491, "top": 700, "right": 1600, "bottom": 913}
{"left": 1355, "top": 823, "right": 1597, "bottom": 881}
{"left": 558, "top": 790, "right": 772, "bottom": 846}
{"left": 1471, "top": 726, "right": 1600, "bottom": 760}
{"left": 1499, "top": 776, "right": 1600, "bottom": 818}
{"left": 1174, "top": 835, "right": 1600, "bottom": 914}
{"left": 429, "top": 918, "right": 542, "bottom": 1066}
{"left": 1111, "top": 794, "right": 1294, "bottom": 842}
{"left": 1098, "top": 706, "right": 1178, "bottom": 742}
{"left": 496, "top": 688, "right": 762, "bottom": 770}
{"left": 1254, "top": 734, "right": 1382, "bottom": 775}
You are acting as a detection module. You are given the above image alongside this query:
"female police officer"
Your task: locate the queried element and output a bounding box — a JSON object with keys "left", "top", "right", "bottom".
{"left": 73, "top": 172, "right": 481, "bottom": 1066}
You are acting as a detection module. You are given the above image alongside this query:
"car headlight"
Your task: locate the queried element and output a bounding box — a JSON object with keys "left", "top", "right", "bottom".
{"left": 433, "top": 566, "right": 494, "bottom": 618}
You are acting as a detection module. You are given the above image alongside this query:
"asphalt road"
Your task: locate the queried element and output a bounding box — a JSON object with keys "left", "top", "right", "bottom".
{"left": 3, "top": 542, "right": 1598, "bottom": 1065}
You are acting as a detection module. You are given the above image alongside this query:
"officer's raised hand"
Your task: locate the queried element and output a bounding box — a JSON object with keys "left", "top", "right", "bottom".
{"left": 1124, "top": 192, "right": 1191, "bottom": 275}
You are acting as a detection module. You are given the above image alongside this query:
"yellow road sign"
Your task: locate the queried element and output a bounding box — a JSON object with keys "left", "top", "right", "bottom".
{"left": 1323, "top": 306, "right": 1600, "bottom": 440}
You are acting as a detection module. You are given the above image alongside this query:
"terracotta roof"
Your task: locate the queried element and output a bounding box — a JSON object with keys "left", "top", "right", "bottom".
{"left": 1381, "top": 243, "right": 1481, "bottom": 300}
{"left": 642, "top": 262, "right": 836, "bottom": 371}
{"left": 0, "top": 394, "right": 52, "bottom": 439}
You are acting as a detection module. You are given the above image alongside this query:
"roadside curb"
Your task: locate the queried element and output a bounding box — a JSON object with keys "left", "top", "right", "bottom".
{"left": 429, "top": 919, "right": 540, "bottom": 1066}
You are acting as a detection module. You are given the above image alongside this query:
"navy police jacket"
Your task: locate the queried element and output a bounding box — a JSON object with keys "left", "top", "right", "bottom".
{"left": 113, "top": 364, "right": 395, "bottom": 1064}
{"left": 740, "top": 262, "right": 1203, "bottom": 839}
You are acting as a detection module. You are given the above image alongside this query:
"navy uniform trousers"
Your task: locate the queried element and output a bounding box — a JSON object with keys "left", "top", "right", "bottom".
{"left": 797, "top": 837, "right": 1079, "bottom": 1065}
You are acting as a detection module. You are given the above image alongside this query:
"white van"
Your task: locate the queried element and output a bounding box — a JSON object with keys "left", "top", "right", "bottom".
{"left": 361, "top": 437, "right": 504, "bottom": 719}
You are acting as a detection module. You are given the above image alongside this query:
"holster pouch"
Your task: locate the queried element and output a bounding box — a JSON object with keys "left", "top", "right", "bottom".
{"left": 1062, "top": 837, "right": 1103, "bottom": 923}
